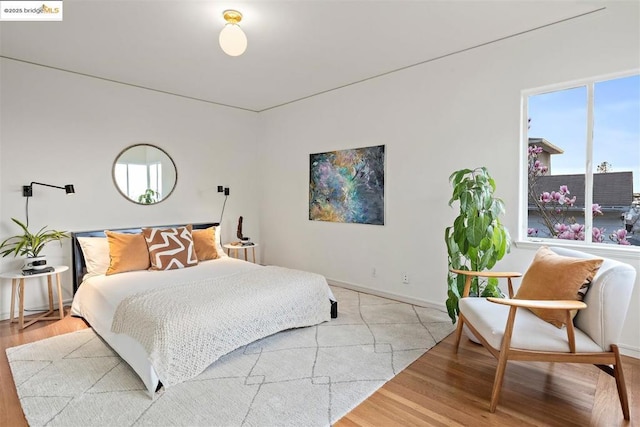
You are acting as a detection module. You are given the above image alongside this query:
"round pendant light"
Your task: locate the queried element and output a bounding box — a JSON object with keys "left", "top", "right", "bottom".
{"left": 219, "top": 10, "right": 247, "bottom": 57}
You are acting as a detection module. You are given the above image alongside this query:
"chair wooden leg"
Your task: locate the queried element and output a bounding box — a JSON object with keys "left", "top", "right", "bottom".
{"left": 612, "top": 344, "right": 630, "bottom": 420}
{"left": 490, "top": 305, "right": 517, "bottom": 413}
{"left": 490, "top": 350, "right": 509, "bottom": 413}
{"left": 454, "top": 316, "right": 465, "bottom": 353}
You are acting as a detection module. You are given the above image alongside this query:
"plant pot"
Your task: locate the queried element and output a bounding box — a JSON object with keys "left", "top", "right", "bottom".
{"left": 23, "top": 255, "right": 47, "bottom": 271}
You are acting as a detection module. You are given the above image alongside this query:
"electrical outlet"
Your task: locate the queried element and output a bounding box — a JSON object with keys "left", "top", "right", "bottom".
{"left": 371, "top": 267, "right": 377, "bottom": 278}
{"left": 402, "top": 272, "right": 409, "bottom": 284}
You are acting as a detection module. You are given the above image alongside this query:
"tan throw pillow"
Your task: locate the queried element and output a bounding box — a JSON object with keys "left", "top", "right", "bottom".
{"left": 105, "top": 231, "right": 151, "bottom": 275}
{"left": 515, "top": 246, "right": 603, "bottom": 328}
{"left": 142, "top": 225, "right": 198, "bottom": 270}
{"left": 192, "top": 226, "right": 219, "bottom": 261}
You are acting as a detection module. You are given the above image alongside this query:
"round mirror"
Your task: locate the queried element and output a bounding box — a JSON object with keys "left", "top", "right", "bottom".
{"left": 112, "top": 144, "right": 177, "bottom": 205}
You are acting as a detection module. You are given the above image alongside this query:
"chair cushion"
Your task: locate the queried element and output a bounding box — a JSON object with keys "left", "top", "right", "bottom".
{"left": 515, "top": 246, "right": 603, "bottom": 327}
{"left": 460, "top": 297, "right": 602, "bottom": 353}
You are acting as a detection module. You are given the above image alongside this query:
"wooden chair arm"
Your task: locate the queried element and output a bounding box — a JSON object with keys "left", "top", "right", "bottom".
{"left": 487, "top": 297, "right": 587, "bottom": 311}
{"left": 450, "top": 269, "right": 523, "bottom": 298}
{"left": 449, "top": 269, "right": 522, "bottom": 279}
{"left": 487, "top": 297, "right": 586, "bottom": 353}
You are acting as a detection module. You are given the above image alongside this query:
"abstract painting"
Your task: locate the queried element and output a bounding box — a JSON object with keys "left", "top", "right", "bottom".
{"left": 309, "top": 145, "right": 385, "bottom": 225}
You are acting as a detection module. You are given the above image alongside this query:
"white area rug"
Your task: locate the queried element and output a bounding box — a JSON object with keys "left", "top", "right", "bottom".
{"left": 7, "top": 287, "right": 454, "bottom": 426}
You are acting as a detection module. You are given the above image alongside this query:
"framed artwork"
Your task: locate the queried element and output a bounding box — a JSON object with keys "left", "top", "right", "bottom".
{"left": 309, "top": 145, "right": 385, "bottom": 225}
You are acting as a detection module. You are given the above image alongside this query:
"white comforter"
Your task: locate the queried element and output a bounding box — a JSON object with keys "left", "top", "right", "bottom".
{"left": 71, "top": 257, "right": 335, "bottom": 396}
{"left": 111, "top": 266, "right": 331, "bottom": 387}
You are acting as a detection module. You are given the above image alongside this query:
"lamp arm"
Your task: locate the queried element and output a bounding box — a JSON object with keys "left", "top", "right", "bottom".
{"left": 30, "top": 182, "right": 67, "bottom": 191}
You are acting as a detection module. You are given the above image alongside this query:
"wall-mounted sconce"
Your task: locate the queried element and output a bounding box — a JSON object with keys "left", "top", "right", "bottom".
{"left": 219, "top": 9, "right": 247, "bottom": 57}
{"left": 23, "top": 182, "right": 75, "bottom": 197}
{"left": 23, "top": 181, "right": 75, "bottom": 226}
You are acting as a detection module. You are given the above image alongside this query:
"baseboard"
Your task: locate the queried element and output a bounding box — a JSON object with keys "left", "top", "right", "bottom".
{"left": 326, "top": 278, "right": 447, "bottom": 312}
{"left": 327, "top": 278, "right": 640, "bottom": 360}
{"left": 0, "top": 298, "right": 73, "bottom": 322}
{"left": 618, "top": 343, "right": 640, "bottom": 359}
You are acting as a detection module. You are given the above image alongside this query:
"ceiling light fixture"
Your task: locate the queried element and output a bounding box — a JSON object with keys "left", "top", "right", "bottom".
{"left": 219, "top": 10, "right": 247, "bottom": 57}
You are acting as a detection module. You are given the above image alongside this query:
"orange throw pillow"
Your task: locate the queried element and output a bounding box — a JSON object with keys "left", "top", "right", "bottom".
{"left": 515, "top": 246, "right": 603, "bottom": 327}
{"left": 105, "top": 231, "right": 151, "bottom": 275}
{"left": 192, "top": 226, "right": 219, "bottom": 261}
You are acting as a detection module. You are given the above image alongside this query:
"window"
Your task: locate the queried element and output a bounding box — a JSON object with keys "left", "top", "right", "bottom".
{"left": 114, "top": 162, "right": 163, "bottom": 202}
{"left": 523, "top": 72, "right": 640, "bottom": 248}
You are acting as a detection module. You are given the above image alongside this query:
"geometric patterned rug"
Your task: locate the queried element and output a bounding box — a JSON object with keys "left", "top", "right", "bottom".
{"left": 6, "top": 286, "right": 454, "bottom": 427}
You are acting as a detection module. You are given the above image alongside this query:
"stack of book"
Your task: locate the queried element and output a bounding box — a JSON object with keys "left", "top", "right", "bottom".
{"left": 22, "top": 266, "right": 55, "bottom": 276}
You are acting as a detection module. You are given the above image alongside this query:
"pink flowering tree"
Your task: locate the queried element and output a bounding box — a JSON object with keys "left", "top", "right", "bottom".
{"left": 527, "top": 145, "right": 630, "bottom": 245}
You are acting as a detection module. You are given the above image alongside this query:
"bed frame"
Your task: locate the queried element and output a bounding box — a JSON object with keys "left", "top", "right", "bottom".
{"left": 71, "top": 222, "right": 338, "bottom": 318}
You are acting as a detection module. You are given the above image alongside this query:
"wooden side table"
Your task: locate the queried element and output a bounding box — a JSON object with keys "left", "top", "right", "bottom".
{"left": 223, "top": 243, "right": 258, "bottom": 263}
{"left": 1, "top": 265, "right": 68, "bottom": 329}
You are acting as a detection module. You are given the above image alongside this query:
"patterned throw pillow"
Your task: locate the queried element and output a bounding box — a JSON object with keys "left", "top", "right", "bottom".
{"left": 577, "top": 278, "right": 592, "bottom": 302}
{"left": 142, "top": 225, "right": 198, "bottom": 270}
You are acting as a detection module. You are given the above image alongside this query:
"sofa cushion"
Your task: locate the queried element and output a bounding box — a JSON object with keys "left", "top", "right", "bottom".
{"left": 515, "top": 246, "right": 603, "bottom": 327}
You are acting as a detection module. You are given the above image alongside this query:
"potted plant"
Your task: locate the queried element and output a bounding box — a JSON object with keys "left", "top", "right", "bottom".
{"left": 138, "top": 189, "right": 159, "bottom": 204}
{"left": 0, "top": 218, "right": 68, "bottom": 271}
{"left": 445, "top": 167, "right": 511, "bottom": 323}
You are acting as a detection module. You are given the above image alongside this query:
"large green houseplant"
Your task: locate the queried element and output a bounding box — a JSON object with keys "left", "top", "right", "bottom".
{"left": 445, "top": 167, "right": 511, "bottom": 323}
{"left": 0, "top": 218, "right": 68, "bottom": 259}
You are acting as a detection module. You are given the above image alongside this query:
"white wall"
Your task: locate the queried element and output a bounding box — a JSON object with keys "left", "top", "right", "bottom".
{"left": 258, "top": 3, "right": 640, "bottom": 355}
{"left": 0, "top": 58, "right": 261, "bottom": 317}
{"left": 1, "top": 3, "right": 638, "bottom": 356}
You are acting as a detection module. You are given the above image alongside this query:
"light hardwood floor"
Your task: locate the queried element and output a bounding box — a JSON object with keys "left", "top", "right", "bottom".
{"left": 1, "top": 309, "right": 638, "bottom": 426}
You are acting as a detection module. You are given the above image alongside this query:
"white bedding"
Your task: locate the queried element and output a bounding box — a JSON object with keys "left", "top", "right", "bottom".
{"left": 70, "top": 257, "right": 336, "bottom": 396}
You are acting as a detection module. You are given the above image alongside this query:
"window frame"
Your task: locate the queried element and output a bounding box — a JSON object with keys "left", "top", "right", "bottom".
{"left": 519, "top": 69, "right": 640, "bottom": 256}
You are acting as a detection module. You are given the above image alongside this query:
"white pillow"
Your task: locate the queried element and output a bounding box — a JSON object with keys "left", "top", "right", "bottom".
{"left": 214, "top": 225, "right": 227, "bottom": 258}
{"left": 77, "top": 237, "right": 110, "bottom": 277}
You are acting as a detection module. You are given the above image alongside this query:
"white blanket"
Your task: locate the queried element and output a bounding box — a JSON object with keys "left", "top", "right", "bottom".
{"left": 110, "top": 266, "right": 331, "bottom": 388}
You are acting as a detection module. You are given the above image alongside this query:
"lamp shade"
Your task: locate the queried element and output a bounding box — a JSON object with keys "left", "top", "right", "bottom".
{"left": 219, "top": 23, "right": 247, "bottom": 56}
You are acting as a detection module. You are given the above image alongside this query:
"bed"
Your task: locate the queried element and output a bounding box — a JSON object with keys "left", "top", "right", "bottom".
{"left": 70, "top": 222, "right": 337, "bottom": 397}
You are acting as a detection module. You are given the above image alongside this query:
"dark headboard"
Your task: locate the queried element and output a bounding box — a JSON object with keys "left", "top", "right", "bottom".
{"left": 71, "top": 222, "right": 219, "bottom": 294}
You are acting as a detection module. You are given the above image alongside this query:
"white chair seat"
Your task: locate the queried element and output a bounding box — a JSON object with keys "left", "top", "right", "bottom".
{"left": 460, "top": 297, "right": 602, "bottom": 353}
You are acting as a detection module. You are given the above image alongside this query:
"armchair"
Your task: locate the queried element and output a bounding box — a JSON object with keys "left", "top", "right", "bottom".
{"left": 452, "top": 246, "right": 636, "bottom": 419}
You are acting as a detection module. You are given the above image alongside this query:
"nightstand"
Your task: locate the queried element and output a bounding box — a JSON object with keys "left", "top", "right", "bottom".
{"left": 223, "top": 243, "right": 258, "bottom": 263}
{"left": 1, "top": 265, "right": 68, "bottom": 329}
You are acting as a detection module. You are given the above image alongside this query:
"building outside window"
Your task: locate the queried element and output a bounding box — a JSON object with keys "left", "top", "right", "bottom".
{"left": 523, "top": 72, "right": 640, "bottom": 247}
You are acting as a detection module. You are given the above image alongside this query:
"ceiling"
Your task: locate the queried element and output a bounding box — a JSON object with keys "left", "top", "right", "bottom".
{"left": 0, "top": 1, "right": 607, "bottom": 112}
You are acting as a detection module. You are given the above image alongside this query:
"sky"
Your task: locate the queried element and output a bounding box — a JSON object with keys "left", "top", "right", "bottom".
{"left": 528, "top": 74, "right": 640, "bottom": 194}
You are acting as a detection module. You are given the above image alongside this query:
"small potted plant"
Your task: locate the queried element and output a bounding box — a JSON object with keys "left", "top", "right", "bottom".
{"left": 138, "top": 189, "right": 159, "bottom": 204}
{"left": 445, "top": 167, "right": 511, "bottom": 324}
{"left": 0, "top": 218, "right": 68, "bottom": 271}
